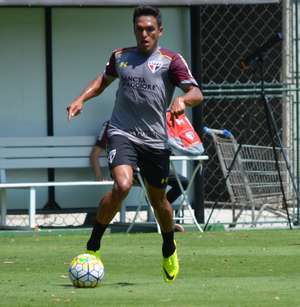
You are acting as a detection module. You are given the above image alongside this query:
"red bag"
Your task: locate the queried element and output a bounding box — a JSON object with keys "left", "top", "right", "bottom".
{"left": 166, "top": 112, "right": 204, "bottom": 156}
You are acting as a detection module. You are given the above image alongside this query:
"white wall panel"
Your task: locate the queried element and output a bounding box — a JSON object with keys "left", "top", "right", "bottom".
{"left": 52, "top": 7, "right": 190, "bottom": 137}
{"left": 0, "top": 6, "right": 193, "bottom": 212}
{"left": 0, "top": 8, "right": 47, "bottom": 137}
{"left": 51, "top": 7, "right": 193, "bottom": 209}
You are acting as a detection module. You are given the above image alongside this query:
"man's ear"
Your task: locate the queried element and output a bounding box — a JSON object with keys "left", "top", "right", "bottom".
{"left": 158, "top": 26, "right": 163, "bottom": 37}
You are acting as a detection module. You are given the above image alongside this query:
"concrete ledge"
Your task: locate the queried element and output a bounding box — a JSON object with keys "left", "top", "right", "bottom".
{"left": 0, "top": 223, "right": 225, "bottom": 238}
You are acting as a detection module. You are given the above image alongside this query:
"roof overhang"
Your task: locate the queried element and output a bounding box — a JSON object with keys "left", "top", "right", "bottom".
{"left": 0, "top": 0, "right": 280, "bottom": 7}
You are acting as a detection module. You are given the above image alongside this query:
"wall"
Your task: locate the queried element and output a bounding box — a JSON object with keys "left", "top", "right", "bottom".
{"left": 0, "top": 6, "right": 192, "bottom": 210}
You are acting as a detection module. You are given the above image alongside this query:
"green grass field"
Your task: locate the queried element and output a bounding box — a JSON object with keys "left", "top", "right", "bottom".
{"left": 1, "top": 229, "right": 300, "bottom": 307}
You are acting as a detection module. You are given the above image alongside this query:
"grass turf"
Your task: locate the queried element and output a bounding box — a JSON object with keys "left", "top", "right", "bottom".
{"left": 0, "top": 229, "right": 300, "bottom": 307}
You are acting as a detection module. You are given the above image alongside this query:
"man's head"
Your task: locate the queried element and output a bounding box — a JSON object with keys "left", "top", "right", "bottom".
{"left": 133, "top": 5, "right": 162, "bottom": 28}
{"left": 133, "top": 5, "right": 163, "bottom": 54}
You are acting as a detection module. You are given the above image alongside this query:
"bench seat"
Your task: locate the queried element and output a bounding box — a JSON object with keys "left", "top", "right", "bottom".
{"left": 0, "top": 136, "right": 114, "bottom": 227}
{"left": 0, "top": 136, "right": 209, "bottom": 230}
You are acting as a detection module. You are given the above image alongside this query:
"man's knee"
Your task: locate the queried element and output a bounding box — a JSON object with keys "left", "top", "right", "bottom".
{"left": 113, "top": 179, "right": 132, "bottom": 196}
{"left": 148, "top": 195, "right": 169, "bottom": 210}
{"left": 111, "top": 165, "right": 133, "bottom": 197}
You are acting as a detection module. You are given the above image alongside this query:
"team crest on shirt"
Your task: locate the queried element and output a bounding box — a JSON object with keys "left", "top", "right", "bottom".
{"left": 148, "top": 61, "right": 163, "bottom": 73}
{"left": 108, "top": 149, "right": 116, "bottom": 164}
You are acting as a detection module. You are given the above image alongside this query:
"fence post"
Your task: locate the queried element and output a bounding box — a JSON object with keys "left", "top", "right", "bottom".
{"left": 190, "top": 5, "right": 204, "bottom": 223}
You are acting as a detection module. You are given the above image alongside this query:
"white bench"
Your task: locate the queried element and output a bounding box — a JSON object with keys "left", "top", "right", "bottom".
{"left": 0, "top": 136, "right": 209, "bottom": 230}
{"left": 0, "top": 136, "right": 114, "bottom": 228}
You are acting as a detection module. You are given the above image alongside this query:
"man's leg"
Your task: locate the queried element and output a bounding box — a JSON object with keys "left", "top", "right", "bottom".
{"left": 145, "top": 182, "right": 174, "bottom": 255}
{"left": 167, "top": 170, "right": 189, "bottom": 224}
{"left": 166, "top": 169, "right": 189, "bottom": 204}
{"left": 146, "top": 182, "right": 179, "bottom": 283}
{"left": 146, "top": 182, "right": 173, "bottom": 234}
{"left": 87, "top": 165, "right": 133, "bottom": 256}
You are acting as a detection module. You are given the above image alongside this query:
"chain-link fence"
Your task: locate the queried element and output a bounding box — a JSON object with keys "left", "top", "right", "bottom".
{"left": 3, "top": 1, "right": 300, "bottom": 230}
{"left": 202, "top": 1, "right": 300, "bottom": 229}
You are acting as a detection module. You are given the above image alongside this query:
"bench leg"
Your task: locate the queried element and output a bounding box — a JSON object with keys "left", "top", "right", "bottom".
{"left": 1, "top": 189, "right": 7, "bottom": 226}
{"left": 120, "top": 202, "right": 126, "bottom": 223}
{"left": 29, "top": 187, "right": 36, "bottom": 228}
{"left": 126, "top": 190, "right": 146, "bottom": 234}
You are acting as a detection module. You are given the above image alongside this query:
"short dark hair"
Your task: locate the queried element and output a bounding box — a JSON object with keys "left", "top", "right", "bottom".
{"left": 133, "top": 5, "right": 162, "bottom": 28}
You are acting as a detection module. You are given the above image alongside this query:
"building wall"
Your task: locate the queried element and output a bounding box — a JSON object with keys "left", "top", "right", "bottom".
{"left": 0, "top": 6, "right": 192, "bottom": 210}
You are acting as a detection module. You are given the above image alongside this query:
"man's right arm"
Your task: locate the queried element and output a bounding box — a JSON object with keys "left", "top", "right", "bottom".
{"left": 90, "top": 145, "right": 109, "bottom": 181}
{"left": 66, "top": 73, "right": 112, "bottom": 122}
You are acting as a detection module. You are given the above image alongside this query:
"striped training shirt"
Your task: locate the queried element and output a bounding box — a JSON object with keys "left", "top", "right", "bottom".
{"left": 104, "top": 46, "right": 198, "bottom": 149}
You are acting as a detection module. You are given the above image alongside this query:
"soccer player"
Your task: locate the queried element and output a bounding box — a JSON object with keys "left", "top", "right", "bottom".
{"left": 66, "top": 5, "right": 203, "bottom": 283}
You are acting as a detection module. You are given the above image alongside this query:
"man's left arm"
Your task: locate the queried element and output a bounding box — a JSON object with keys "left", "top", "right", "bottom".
{"left": 169, "top": 85, "right": 203, "bottom": 128}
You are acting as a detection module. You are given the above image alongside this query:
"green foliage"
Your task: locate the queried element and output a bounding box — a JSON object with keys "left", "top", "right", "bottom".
{"left": 0, "top": 230, "right": 300, "bottom": 306}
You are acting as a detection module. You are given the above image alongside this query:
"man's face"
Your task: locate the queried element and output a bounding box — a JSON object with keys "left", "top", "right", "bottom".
{"left": 134, "top": 15, "right": 163, "bottom": 54}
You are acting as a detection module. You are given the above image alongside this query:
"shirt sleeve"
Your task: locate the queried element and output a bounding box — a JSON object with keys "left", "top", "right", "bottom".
{"left": 103, "top": 51, "right": 119, "bottom": 81}
{"left": 95, "top": 121, "right": 109, "bottom": 149}
{"left": 168, "top": 53, "right": 198, "bottom": 91}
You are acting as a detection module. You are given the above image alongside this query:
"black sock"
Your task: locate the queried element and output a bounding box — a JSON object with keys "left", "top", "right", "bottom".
{"left": 86, "top": 221, "right": 108, "bottom": 251}
{"left": 161, "top": 230, "right": 175, "bottom": 258}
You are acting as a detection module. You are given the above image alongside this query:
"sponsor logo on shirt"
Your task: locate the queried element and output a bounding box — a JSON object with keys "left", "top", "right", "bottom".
{"left": 124, "top": 129, "right": 158, "bottom": 138}
{"left": 148, "top": 61, "right": 163, "bottom": 74}
{"left": 121, "top": 76, "right": 157, "bottom": 91}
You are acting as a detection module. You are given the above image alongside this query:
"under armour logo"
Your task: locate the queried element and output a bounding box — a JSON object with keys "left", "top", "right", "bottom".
{"left": 176, "top": 118, "right": 185, "bottom": 125}
{"left": 120, "top": 62, "right": 128, "bottom": 67}
{"left": 161, "top": 177, "right": 168, "bottom": 184}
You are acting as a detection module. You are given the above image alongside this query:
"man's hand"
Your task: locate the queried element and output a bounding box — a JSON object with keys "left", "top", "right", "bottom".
{"left": 95, "top": 175, "right": 109, "bottom": 182}
{"left": 169, "top": 85, "right": 204, "bottom": 127}
{"left": 66, "top": 73, "right": 112, "bottom": 122}
{"left": 169, "top": 97, "right": 185, "bottom": 128}
{"left": 66, "top": 99, "right": 83, "bottom": 122}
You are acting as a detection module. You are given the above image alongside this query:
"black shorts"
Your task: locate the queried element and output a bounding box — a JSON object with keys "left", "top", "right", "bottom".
{"left": 107, "top": 135, "right": 171, "bottom": 189}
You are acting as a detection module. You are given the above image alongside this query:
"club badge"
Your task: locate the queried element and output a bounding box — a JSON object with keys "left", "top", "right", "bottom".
{"left": 148, "top": 61, "right": 163, "bottom": 74}
{"left": 108, "top": 149, "right": 116, "bottom": 164}
{"left": 186, "top": 132, "right": 194, "bottom": 141}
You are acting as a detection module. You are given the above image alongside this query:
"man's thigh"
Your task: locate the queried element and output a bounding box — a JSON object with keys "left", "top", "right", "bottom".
{"left": 136, "top": 145, "right": 171, "bottom": 189}
{"left": 107, "top": 135, "right": 138, "bottom": 172}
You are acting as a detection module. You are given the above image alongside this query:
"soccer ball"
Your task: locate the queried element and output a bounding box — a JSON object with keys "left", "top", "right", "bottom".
{"left": 68, "top": 253, "right": 105, "bottom": 288}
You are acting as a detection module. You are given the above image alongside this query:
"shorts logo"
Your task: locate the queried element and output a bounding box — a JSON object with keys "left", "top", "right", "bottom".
{"left": 161, "top": 177, "right": 168, "bottom": 184}
{"left": 148, "top": 61, "right": 163, "bottom": 74}
{"left": 108, "top": 149, "right": 116, "bottom": 164}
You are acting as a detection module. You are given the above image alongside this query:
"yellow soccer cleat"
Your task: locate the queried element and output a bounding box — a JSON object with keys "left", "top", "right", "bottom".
{"left": 162, "top": 241, "right": 179, "bottom": 283}
{"left": 86, "top": 246, "right": 101, "bottom": 262}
